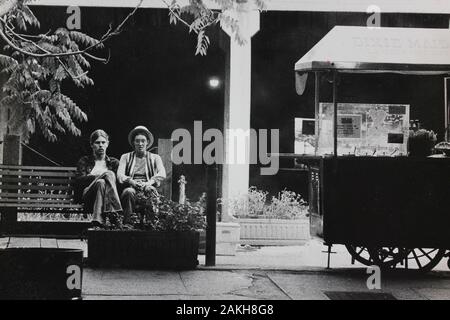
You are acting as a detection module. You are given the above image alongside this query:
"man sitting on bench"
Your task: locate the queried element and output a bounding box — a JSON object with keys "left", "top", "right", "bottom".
{"left": 117, "top": 126, "right": 166, "bottom": 224}
{"left": 75, "top": 129, "right": 123, "bottom": 228}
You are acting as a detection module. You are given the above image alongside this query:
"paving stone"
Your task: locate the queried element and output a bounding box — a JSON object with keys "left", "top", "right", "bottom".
{"left": 179, "top": 270, "right": 252, "bottom": 296}
{"left": 83, "top": 269, "right": 188, "bottom": 296}
{"left": 415, "top": 288, "right": 450, "bottom": 300}
{"left": 266, "top": 270, "right": 450, "bottom": 300}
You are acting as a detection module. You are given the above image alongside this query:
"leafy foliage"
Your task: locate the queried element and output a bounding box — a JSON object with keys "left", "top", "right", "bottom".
{"left": 0, "top": 0, "right": 269, "bottom": 141}
{"left": 101, "top": 189, "right": 206, "bottom": 231}
{"left": 0, "top": 1, "right": 117, "bottom": 142}
{"left": 265, "top": 190, "right": 308, "bottom": 220}
{"left": 220, "top": 187, "right": 308, "bottom": 220}
{"left": 135, "top": 191, "right": 206, "bottom": 231}
{"left": 0, "top": 2, "right": 101, "bottom": 141}
{"left": 167, "top": 0, "right": 267, "bottom": 55}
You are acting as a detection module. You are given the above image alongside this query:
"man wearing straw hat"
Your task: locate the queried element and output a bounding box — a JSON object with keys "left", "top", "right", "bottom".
{"left": 117, "top": 125, "right": 166, "bottom": 223}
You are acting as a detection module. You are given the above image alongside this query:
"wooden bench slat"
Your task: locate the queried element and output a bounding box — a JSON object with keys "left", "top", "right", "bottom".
{"left": 0, "top": 198, "right": 74, "bottom": 204}
{"left": 0, "top": 193, "right": 73, "bottom": 199}
{"left": 1, "top": 203, "right": 83, "bottom": 208}
{"left": 7, "top": 237, "right": 41, "bottom": 248}
{"left": 0, "top": 165, "right": 96, "bottom": 235}
{"left": 18, "top": 208, "right": 84, "bottom": 212}
{"left": 0, "top": 165, "right": 77, "bottom": 171}
{"left": 0, "top": 177, "right": 74, "bottom": 184}
{"left": 0, "top": 185, "right": 75, "bottom": 191}
{"left": 0, "top": 170, "right": 76, "bottom": 177}
{"left": 40, "top": 238, "right": 58, "bottom": 248}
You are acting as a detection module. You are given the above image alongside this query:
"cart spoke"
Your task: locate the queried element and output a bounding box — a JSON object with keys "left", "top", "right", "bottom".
{"left": 346, "top": 245, "right": 445, "bottom": 272}
{"left": 418, "top": 248, "right": 433, "bottom": 261}
{"left": 411, "top": 250, "right": 422, "bottom": 268}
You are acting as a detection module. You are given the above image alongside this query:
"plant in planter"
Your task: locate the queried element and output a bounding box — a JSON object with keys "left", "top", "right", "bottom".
{"left": 408, "top": 129, "right": 437, "bottom": 157}
{"left": 264, "top": 190, "right": 308, "bottom": 220}
{"left": 220, "top": 187, "right": 310, "bottom": 245}
{"left": 221, "top": 187, "right": 308, "bottom": 219}
{"left": 87, "top": 191, "right": 206, "bottom": 269}
{"left": 219, "top": 186, "right": 268, "bottom": 219}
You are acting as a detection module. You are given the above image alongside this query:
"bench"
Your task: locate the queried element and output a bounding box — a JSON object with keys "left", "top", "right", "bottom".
{"left": 0, "top": 164, "right": 90, "bottom": 238}
{"left": 0, "top": 137, "right": 174, "bottom": 238}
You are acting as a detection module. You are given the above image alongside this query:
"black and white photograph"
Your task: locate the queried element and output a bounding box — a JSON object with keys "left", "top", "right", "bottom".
{"left": 0, "top": 0, "right": 449, "bottom": 306}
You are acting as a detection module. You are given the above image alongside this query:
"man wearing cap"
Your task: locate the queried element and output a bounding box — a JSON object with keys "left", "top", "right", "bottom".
{"left": 117, "top": 126, "right": 166, "bottom": 223}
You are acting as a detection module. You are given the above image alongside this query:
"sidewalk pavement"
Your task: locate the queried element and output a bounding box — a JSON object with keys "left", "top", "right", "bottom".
{"left": 2, "top": 236, "right": 450, "bottom": 300}
{"left": 82, "top": 268, "right": 450, "bottom": 300}
{"left": 82, "top": 237, "right": 450, "bottom": 300}
{"left": 3, "top": 236, "right": 448, "bottom": 271}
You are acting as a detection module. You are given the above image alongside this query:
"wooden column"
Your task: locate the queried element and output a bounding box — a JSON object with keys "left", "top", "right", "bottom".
{"left": 205, "top": 164, "right": 218, "bottom": 266}
{"left": 0, "top": 135, "right": 22, "bottom": 234}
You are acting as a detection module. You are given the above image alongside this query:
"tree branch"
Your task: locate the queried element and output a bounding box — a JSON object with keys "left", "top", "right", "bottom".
{"left": 161, "top": 0, "right": 193, "bottom": 30}
{"left": 0, "top": 0, "right": 18, "bottom": 18}
{"left": 0, "top": 0, "right": 143, "bottom": 62}
{"left": 162, "top": 0, "right": 220, "bottom": 34}
{"left": 2, "top": 21, "right": 90, "bottom": 80}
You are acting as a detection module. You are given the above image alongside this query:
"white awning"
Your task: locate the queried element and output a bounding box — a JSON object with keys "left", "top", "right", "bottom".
{"left": 295, "top": 26, "right": 450, "bottom": 75}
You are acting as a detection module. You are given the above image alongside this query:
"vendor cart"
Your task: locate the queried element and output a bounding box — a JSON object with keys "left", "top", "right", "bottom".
{"left": 291, "top": 26, "right": 450, "bottom": 272}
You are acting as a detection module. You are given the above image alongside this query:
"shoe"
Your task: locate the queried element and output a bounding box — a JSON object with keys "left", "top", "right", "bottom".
{"left": 122, "top": 223, "right": 134, "bottom": 230}
{"left": 90, "top": 221, "right": 104, "bottom": 229}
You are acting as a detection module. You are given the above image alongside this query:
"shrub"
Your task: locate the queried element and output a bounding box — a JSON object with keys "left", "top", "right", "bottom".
{"left": 220, "top": 187, "right": 308, "bottom": 219}
{"left": 265, "top": 190, "right": 308, "bottom": 220}
{"left": 102, "top": 191, "right": 206, "bottom": 232}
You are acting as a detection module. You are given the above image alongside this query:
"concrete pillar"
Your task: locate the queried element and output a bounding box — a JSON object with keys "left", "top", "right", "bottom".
{"left": 220, "top": 5, "right": 260, "bottom": 220}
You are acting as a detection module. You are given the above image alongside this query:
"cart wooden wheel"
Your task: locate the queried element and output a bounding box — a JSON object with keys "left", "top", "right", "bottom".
{"left": 346, "top": 245, "right": 446, "bottom": 272}
{"left": 400, "top": 248, "right": 446, "bottom": 272}
{"left": 346, "top": 245, "right": 404, "bottom": 269}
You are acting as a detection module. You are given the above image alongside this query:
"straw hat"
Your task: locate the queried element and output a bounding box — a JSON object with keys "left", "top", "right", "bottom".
{"left": 128, "top": 125, "right": 154, "bottom": 150}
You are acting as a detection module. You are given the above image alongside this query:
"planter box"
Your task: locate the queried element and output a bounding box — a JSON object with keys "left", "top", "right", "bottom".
{"left": 216, "top": 222, "right": 240, "bottom": 256}
{"left": 198, "top": 222, "right": 241, "bottom": 256}
{"left": 238, "top": 218, "right": 310, "bottom": 246}
{"left": 0, "top": 248, "right": 83, "bottom": 300}
{"left": 87, "top": 230, "right": 199, "bottom": 269}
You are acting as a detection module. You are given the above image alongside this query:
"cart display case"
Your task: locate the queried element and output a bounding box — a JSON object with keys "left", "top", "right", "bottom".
{"left": 291, "top": 26, "right": 450, "bottom": 272}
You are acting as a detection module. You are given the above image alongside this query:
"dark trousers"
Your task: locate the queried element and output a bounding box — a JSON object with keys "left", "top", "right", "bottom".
{"left": 121, "top": 187, "right": 136, "bottom": 224}
{"left": 82, "top": 171, "right": 122, "bottom": 223}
